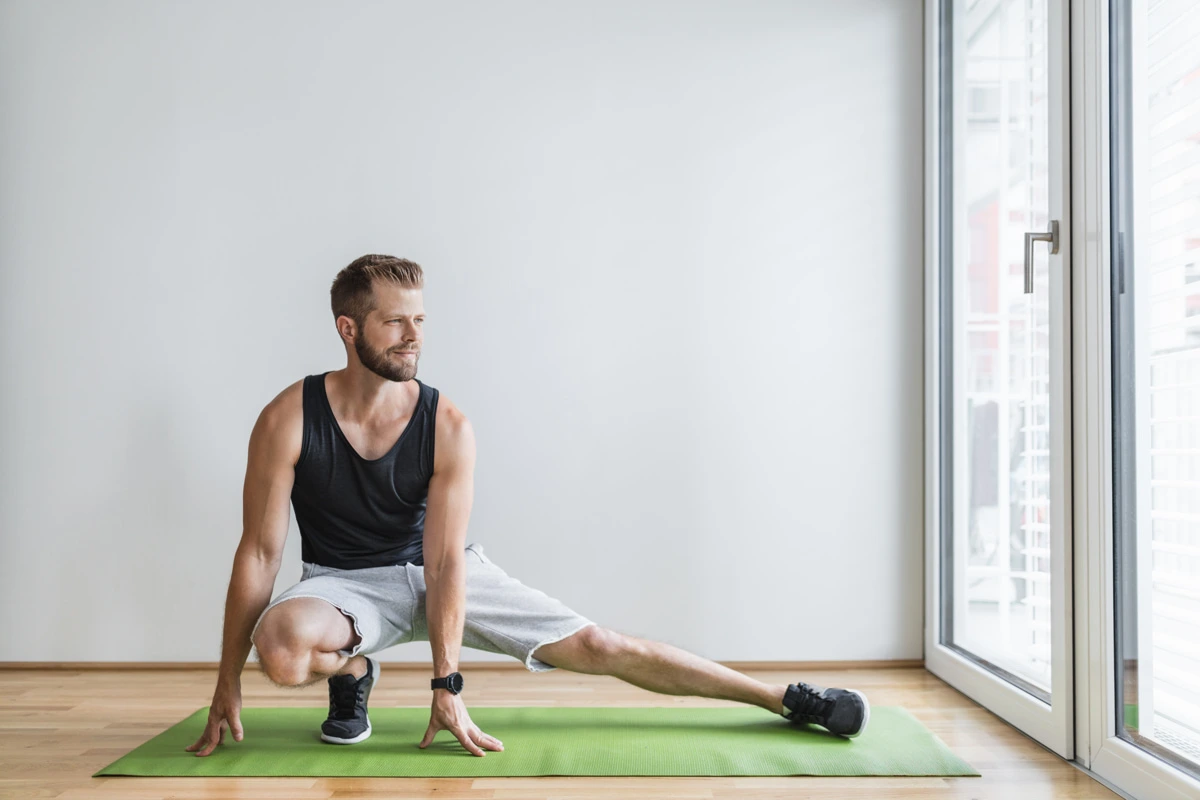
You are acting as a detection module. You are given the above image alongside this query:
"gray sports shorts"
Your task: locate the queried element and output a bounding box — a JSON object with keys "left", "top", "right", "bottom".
{"left": 250, "top": 542, "right": 595, "bottom": 672}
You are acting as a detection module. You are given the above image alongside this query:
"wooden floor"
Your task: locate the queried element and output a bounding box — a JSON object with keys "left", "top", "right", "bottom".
{"left": 0, "top": 664, "right": 1121, "bottom": 799}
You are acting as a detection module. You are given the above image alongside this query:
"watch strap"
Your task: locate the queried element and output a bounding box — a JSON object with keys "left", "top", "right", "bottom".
{"left": 431, "top": 672, "right": 463, "bottom": 693}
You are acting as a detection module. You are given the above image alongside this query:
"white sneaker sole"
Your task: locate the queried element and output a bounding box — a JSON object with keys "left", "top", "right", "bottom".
{"left": 843, "top": 689, "right": 870, "bottom": 738}
{"left": 320, "top": 655, "right": 379, "bottom": 745}
{"left": 320, "top": 720, "right": 372, "bottom": 745}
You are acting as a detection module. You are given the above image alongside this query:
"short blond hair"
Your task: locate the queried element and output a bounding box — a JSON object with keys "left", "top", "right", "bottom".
{"left": 330, "top": 255, "right": 424, "bottom": 328}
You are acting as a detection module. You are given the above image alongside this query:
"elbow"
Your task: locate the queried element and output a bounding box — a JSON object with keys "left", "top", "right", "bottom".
{"left": 236, "top": 542, "right": 283, "bottom": 573}
{"left": 423, "top": 553, "right": 465, "bottom": 582}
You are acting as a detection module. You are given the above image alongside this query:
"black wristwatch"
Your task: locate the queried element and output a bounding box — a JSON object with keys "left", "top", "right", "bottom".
{"left": 431, "top": 671, "right": 464, "bottom": 694}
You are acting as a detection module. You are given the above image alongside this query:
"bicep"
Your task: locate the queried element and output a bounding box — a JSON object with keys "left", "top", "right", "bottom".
{"left": 239, "top": 404, "right": 300, "bottom": 567}
{"left": 423, "top": 416, "right": 476, "bottom": 573}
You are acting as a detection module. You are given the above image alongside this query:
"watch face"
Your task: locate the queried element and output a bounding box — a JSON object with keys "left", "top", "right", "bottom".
{"left": 433, "top": 673, "right": 464, "bottom": 693}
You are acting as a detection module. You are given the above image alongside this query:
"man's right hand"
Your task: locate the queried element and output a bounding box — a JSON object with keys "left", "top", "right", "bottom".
{"left": 185, "top": 679, "right": 244, "bottom": 757}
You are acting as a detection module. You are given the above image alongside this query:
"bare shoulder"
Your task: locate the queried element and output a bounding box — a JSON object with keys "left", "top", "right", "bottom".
{"left": 432, "top": 392, "right": 475, "bottom": 474}
{"left": 254, "top": 378, "right": 305, "bottom": 467}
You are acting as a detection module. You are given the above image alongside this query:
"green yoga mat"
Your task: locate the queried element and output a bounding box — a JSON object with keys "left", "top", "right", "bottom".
{"left": 94, "top": 705, "right": 978, "bottom": 778}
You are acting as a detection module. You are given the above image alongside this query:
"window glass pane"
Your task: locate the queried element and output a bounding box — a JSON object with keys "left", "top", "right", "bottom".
{"left": 1112, "top": 0, "right": 1200, "bottom": 777}
{"left": 942, "top": 0, "right": 1054, "bottom": 698}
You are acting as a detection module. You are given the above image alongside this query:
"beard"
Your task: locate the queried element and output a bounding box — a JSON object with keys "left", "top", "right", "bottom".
{"left": 354, "top": 334, "right": 419, "bottom": 382}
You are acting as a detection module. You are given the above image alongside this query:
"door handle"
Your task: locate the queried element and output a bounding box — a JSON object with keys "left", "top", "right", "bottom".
{"left": 1024, "top": 220, "right": 1060, "bottom": 294}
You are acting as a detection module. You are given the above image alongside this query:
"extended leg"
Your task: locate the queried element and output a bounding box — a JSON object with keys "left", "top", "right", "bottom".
{"left": 533, "top": 625, "right": 789, "bottom": 715}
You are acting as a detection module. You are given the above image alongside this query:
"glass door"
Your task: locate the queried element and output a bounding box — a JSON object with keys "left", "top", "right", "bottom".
{"left": 926, "top": 0, "right": 1074, "bottom": 758}
{"left": 1073, "top": 0, "right": 1200, "bottom": 794}
{"left": 1107, "top": 0, "right": 1200, "bottom": 781}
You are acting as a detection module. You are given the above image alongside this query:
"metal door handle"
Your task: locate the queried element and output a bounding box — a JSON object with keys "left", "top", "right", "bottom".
{"left": 1024, "top": 220, "right": 1060, "bottom": 294}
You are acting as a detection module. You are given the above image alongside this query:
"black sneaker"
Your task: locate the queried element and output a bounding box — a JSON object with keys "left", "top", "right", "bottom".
{"left": 321, "top": 655, "right": 379, "bottom": 744}
{"left": 781, "top": 681, "right": 870, "bottom": 738}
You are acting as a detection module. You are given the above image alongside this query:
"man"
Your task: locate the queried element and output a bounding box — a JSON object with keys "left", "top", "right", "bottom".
{"left": 185, "top": 254, "right": 870, "bottom": 758}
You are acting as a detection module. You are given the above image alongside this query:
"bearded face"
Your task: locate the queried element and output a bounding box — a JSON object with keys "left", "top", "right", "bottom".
{"left": 353, "top": 323, "right": 419, "bottom": 382}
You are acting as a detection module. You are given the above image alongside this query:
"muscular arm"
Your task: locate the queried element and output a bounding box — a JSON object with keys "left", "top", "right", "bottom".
{"left": 422, "top": 404, "right": 477, "bottom": 678}
{"left": 217, "top": 385, "right": 302, "bottom": 685}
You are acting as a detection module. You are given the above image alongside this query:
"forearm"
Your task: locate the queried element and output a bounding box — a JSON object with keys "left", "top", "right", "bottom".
{"left": 425, "top": 557, "right": 466, "bottom": 677}
{"left": 217, "top": 550, "right": 279, "bottom": 686}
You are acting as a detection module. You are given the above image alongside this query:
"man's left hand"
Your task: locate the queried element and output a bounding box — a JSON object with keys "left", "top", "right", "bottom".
{"left": 418, "top": 690, "right": 504, "bottom": 756}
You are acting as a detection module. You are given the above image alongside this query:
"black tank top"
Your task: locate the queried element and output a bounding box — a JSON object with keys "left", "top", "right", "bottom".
{"left": 291, "top": 371, "right": 440, "bottom": 569}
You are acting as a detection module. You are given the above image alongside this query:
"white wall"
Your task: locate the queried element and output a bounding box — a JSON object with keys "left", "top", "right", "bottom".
{"left": 0, "top": 0, "right": 925, "bottom": 665}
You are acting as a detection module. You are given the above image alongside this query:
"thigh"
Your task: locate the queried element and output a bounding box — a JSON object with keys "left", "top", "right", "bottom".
{"left": 407, "top": 542, "right": 595, "bottom": 672}
{"left": 252, "top": 595, "right": 358, "bottom": 654}
{"left": 251, "top": 562, "right": 416, "bottom": 658}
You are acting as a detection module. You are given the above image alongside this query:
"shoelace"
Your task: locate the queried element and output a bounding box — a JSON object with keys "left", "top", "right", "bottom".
{"left": 785, "top": 682, "right": 832, "bottom": 723}
{"left": 329, "top": 677, "right": 366, "bottom": 720}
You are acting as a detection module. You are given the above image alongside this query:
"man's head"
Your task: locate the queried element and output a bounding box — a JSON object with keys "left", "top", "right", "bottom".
{"left": 330, "top": 255, "right": 425, "bottom": 382}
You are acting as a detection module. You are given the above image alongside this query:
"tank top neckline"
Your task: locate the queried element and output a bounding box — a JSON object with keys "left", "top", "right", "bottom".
{"left": 318, "top": 371, "right": 423, "bottom": 465}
